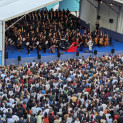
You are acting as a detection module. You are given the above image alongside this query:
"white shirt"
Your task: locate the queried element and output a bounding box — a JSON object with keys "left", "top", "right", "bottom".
{"left": 9, "top": 98, "right": 15, "bottom": 104}
{"left": 80, "top": 98, "right": 85, "bottom": 105}
{"left": 102, "top": 104, "right": 107, "bottom": 111}
{"left": 106, "top": 113, "right": 111, "bottom": 120}
{"left": 68, "top": 107, "right": 72, "bottom": 113}
{"left": 7, "top": 118, "right": 14, "bottom": 123}
{"left": 26, "top": 42, "right": 29, "bottom": 46}
{"left": 1, "top": 74, "right": 6, "bottom": 80}
{"left": 1, "top": 107, "right": 7, "bottom": 113}
{"left": 53, "top": 83, "right": 59, "bottom": 89}
{"left": 12, "top": 115, "right": 19, "bottom": 122}
{"left": 74, "top": 121, "right": 80, "bottom": 123}
{"left": 63, "top": 84, "right": 67, "bottom": 89}
{"left": 67, "top": 77, "right": 72, "bottom": 82}
{"left": 36, "top": 41, "right": 39, "bottom": 45}
{"left": 5, "top": 77, "right": 10, "bottom": 83}
{"left": 99, "top": 111, "right": 104, "bottom": 116}
{"left": 37, "top": 93, "right": 42, "bottom": 101}
{"left": 32, "top": 62, "right": 36, "bottom": 67}
{"left": 36, "top": 107, "right": 42, "bottom": 113}
{"left": 66, "top": 117, "right": 72, "bottom": 123}
{"left": 31, "top": 107, "right": 38, "bottom": 115}
{"left": 10, "top": 75, "right": 14, "bottom": 79}
{"left": 87, "top": 40, "right": 93, "bottom": 46}
{"left": 46, "top": 83, "right": 50, "bottom": 90}
{"left": 56, "top": 67, "right": 61, "bottom": 71}
{"left": 8, "top": 91, "right": 14, "bottom": 96}
{"left": 107, "top": 118, "right": 113, "bottom": 123}
{"left": 121, "top": 57, "right": 123, "bottom": 62}
{"left": 44, "top": 108, "right": 49, "bottom": 115}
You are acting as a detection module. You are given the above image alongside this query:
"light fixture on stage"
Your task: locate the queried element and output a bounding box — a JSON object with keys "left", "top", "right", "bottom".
{"left": 109, "top": 18, "right": 113, "bottom": 30}
{"left": 97, "top": 15, "right": 100, "bottom": 20}
{"left": 110, "top": 3, "right": 113, "bottom": 6}
{"left": 109, "top": 19, "right": 113, "bottom": 23}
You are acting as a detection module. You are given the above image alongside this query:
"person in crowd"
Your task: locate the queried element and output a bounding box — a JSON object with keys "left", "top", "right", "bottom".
{"left": 37, "top": 111, "right": 43, "bottom": 123}
{"left": 43, "top": 112, "right": 49, "bottom": 123}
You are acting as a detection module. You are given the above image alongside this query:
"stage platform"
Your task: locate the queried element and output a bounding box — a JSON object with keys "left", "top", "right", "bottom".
{"left": 6, "top": 40, "right": 123, "bottom": 65}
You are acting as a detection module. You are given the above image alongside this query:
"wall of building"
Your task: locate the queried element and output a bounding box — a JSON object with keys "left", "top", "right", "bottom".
{"left": 99, "top": 3, "right": 119, "bottom": 32}
{"left": 59, "top": 0, "right": 79, "bottom": 11}
{"left": 80, "top": 0, "right": 98, "bottom": 32}
{"left": 80, "top": 0, "right": 123, "bottom": 34}
{"left": 46, "top": 2, "right": 59, "bottom": 10}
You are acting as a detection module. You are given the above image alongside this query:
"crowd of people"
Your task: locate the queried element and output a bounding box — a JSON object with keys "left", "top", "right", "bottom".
{"left": 5, "top": 9, "right": 109, "bottom": 55}
{"left": 0, "top": 54, "right": 123, "bottom": 123}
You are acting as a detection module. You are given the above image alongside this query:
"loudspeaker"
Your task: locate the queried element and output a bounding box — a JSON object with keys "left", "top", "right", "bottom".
{"left": 109, "top": 19, "right": 113, "bottom": 23}
{"left": 110, "top": 37, "right": 112, "bottom": 45}
{"left": 57, "top": 52, "right": 60, "bottom": 58}
{"left": 94, "top": 50, "right": 97, "bottom": 55}
{"left": 76, "top": 51, "right": 79, "bottom": 56}
{"left": 97, "top": 15, "right": 100, "bottom": 20}
{"left": 37, "top": 50, "right": 39, "bottom": 54}
{"left": 5, "top": 52, "right": 8, "bottom": 59}
{"left": 18, "top": 56, "right": 21, "bottom": 61}
{"left": 111, "top": 49, "right": 115, "bottom": 54}
{"left": 38, "top": 54, "right": 41, "bottom": 59}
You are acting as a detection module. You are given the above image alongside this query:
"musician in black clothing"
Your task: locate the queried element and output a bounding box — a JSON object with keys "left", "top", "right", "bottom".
{"left": 42, "top": 36, "right": 47, "bottom": 53}
{"left": 56, "top": 41, "right": 60, "bottom": 53}
{"left": 30, "top": 37, "right": 34, "bottom": 51}
{"left": 96, "top": 21, "right": 100, "bottom": 35}
{"left": 36, "top": 41, "right": 40, "bottom": 54}
{"left": 49, "top": 39, "right": 57, "bottom": 53}
{"left": 26, "top": 41, "right": 30, "bottom": 55}
{"left": 93, "top": 30, "right": 97, "bottom": 39}
{"left": 27, "top": 45, "right": 31, "bottom": 55}
{"left": 64, "top": 40, "right": 69, "bottom": 52}
{"left": 99, "top": 32, "right": 103, "bottom": 46}
{"left": 17, "top": 38, "right": 21, "bottom": 51}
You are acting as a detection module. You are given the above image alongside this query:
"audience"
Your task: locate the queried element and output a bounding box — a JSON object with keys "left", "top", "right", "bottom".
{"left": 0, "top": 54, "right": 123, "bottom": 123}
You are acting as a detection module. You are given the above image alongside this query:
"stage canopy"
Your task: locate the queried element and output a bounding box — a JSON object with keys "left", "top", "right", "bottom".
{"left": 0, "top": 0, "right": 62, "bottom": 66}
{"left": 114, "top": 0, "right": 123, "bottom": 4}
{"left": 0, "top": 0, "right": 62, "bottom": 21}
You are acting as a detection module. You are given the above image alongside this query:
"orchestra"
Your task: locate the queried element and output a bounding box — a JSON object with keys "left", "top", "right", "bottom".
{"left": 5, "top": 9, "right": 110, "bottom": 54}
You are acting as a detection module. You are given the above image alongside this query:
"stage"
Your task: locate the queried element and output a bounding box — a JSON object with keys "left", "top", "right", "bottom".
{"left": 6, "top": 40, "right": 123, "bottom": 65}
